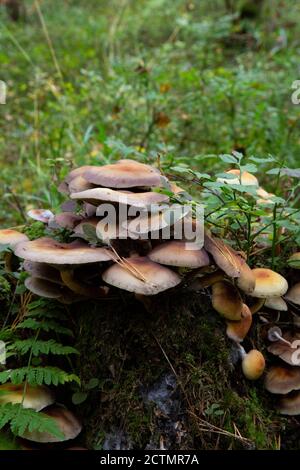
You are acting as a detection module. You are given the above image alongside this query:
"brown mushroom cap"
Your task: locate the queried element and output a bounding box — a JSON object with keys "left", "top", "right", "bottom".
{"left": 148, "top": 241, "right": 209, "bottom": 268}
{"left": 0, "top": 384, "right": 55, "bottom": 411}
{"left": 249, "top": 268, "right": 288, "bottom": 298}
{"left": 23, "top": 261, "right": 63, "bottom": 285}
{"left": 204, "top": 233, "right": 245, "bottom": 278}
{"left": 278, "top": 392, "right": 300, "bottom": 415}
{"left": 20, "top": 404, "right": 82, "bottom": 443}
{"left": 96, "top": 219, "right": 132, "bottom": 243}
{"left": 265, "top": 366, "right": 300, "bottom": 394}
{"left": 264, "top": 296, "right": 288, "bottom": 311}
{"left": 226, "top": 304, "right": 252, "bottom": 342}
{"left": 218, "top": 169, "right": 259, "bottom": 186}
{"left": 83, "top": 159, "right": 163, "bottom": 188}
{"left": 288, "top": 252, "right": 300, "bottom": 269}
{"left": 14, "top": 237, "right": 113, "bottom": 265}
{"left": 267, "top": 332, "right": 300, "bottom": 365}
{"left": 49, "top": 213, "right": 82, "bottom": 230}
{"left": 25, "top": 276, "right": 64, "bottom": 299}
{"left": 236, "top": 262, "right": 256, "bottom": 294}
{"left": 285, "top": 282, "right": 300, "bottom": 306}
{"left": 27, "top": 209, "right": 54, "bottom": 224}
{"left": 68, "top": 176, "right": 94, "bottom": 193}
{"left": 242, "top": 349, "right": 265, "bottom": 380}
{"left": 0, "top": 229, "right": 29, "bottom": 249}
{"left": 212, "top": 280, "right": 243, "bottom": 321}
{"left": 71, "top": 187, "right": 169, "bottom": 208}
{"left": 65, "top": 165, "right": 95, "bottom": 183}
{"left": 102, "top": 256, "right": 181, "bottom": 295}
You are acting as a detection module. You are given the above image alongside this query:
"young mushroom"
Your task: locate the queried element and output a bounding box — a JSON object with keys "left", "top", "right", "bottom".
{"left": 249, "top": 268, "right": 288, "bottom": 298}
{"left": 264, "top": 296, "right": 288, "bottom": 311}
{"left": 237, "top": 345, "right": 265, "bottom": 380}
{"left": 217, "top": 169, "right": 259, "bottom": 186}
{"left": 27, "top": 209, "right": 54, "bottom": 224}
{"left": 226, "top": 304, "right": 252, "bottom": 342}
{"left": 211, "top": 280, "right": 243, "bottom": 321}
{"left": 0, "top": 384, "right": 55, "bottom": 411}
{"left": 267, "top": 326, "right": 292, "bottom": 346}
{"left": 0, "top": 229, "right": 29, "bottom": 271}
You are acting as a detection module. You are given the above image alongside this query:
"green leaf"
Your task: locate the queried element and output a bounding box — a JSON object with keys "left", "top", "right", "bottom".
{"left": 16, "top": 318, "right": 73, "bottom": 337}
{"left": 9, "top": 339, "right": 79, "bottom": 357}
{"left": 72, "top": 391, "right": 88, "bottom": 405}
{"left": 0, "top": 367, "right": 80, "bottom": 386}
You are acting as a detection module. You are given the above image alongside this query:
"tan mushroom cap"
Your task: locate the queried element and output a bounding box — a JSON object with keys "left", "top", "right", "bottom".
{"left": 264, "top": 296, "right": 288, "bottom": 311}
{"left": 68, "top": 176, "right": 94, "bottom": 193}
{"left": 148, "top": 241, "right": 209, "bottom": 268}
{"left": 71, "top": 187, "right": 169, "bottom": 208}
{"left": 83, "top": 159, "right": 162, "bottom": 188}
{"left": 288, "top": 252, "right": 300, "bottom": 269}
{"left": 218, "top": 169, "right": 259, "bottom": 186}
{"left": 265, "top": 366, "right": 300, "bottom": 394}
{"left": 0, "top": 229, "right": 29, "bottom": 249}
{"left": 250, "top": 268, "right": 288, "bottom": 298}
{"left": 278, "top": 392, "right": 300, "bottom": 415}
{"left": 125, "top": 206, "right": 189, "bottom": 237}
{"left": 27, "top": 209, "right": 54, "bottom": 224}
{"left": 25, "top": 276, "right": 65, "bottom": 299}
{"left": 242, "top": 349, "right": 265, "bottom": 380}
{"left": 204, "top": 233, "right": 246, "bottom": 278}
{"left": 236, "top": 262, "right": 256, "bottom": 294}
{"left": 20, "top": 404, "right": 82, "bottom": 443}
{"left": 102, "top": 256, "right": 181, "bottom": 295}
{"left": 256, "top": 187, "right": 275, "bottom": 204}
{"left": 23, "top": 261, "right": 63, "bottom": 285}
{"left": 0, "top": 384, "right": 55, "bottom": 411}
{"left": 226, "top": 304, "right": 252, "bottom": 342}
{"left": 212, "top": 280, "right": 243, "bottom": 321}
{"left": 14, "top": 237, "right": 113, "bottom": 265}
{"left": 285, "top": 282, "right": 300, "bottom": 305}
{"left": 267, "top": 331, "right": 300, "bottom": 365}
{"left": 65, "top": 165, "right": 95, "bottom": 183}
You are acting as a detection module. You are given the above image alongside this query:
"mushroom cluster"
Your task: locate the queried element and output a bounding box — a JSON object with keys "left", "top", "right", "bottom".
{"left": 0, "top": 383, "right": 82, "bottom": 445}
{"left": 1, "top": 161, "right": 297, "bottom": 388}
{"left": 263, "top": 257, "right": 300, "bottom": 415}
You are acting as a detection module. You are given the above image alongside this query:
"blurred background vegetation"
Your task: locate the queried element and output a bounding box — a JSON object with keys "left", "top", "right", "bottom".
{"left": 0, "top": 0, "right": 299, "bottom": 226}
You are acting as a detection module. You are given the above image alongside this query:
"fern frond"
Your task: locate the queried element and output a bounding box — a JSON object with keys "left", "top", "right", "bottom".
{"left": 16, "top": 318, "right": 73, "bottom": 337}
{"left": 0, "top": 367, "right": 80, "bottom": 386}
{"left": 9, "top": 339, "right": 79, "bottom": 357}
{"left": 0, "top": 403, "right": 64, "bottom": 439}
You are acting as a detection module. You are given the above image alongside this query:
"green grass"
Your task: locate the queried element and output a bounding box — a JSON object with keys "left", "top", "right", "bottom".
{"left": 0, "top": 0, "right": 299, "bottom": 226}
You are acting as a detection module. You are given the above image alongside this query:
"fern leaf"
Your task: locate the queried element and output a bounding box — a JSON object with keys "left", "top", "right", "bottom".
{"left": 0, "top": 367, "right": 80, "bottom": 386}
{"left": 16, "top": 318, "right": 73, "bottom": 337}
{"left": 9, "top": 339, "right": 79, "bottom": 357}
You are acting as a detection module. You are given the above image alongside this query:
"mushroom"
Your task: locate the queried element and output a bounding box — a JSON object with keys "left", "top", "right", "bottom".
{"left": 211, "top": 280, "right": 243, "bottom": 321}
{"left": 102, "top": 256, "right": 181, "bottom": 295}
{"left": 83, "top": 159, "right": 163, "bottom": 188}
{"left": 68, "top": 176, "right": 95, "bottom": 193}
{"left": 71, "top": 187, "right": 169, "bottom": 209}
{"left": 265, "top": 366, "right": 300, "bottom": 394}
{"left": 264, "top": 296, "right": 288, "bottom": 311}
{"left": 148, "top": 241, "right": 209, "bottom": 268}
{"left": 204, "top": 233, "right": 247, "bottom": 278}
{"left": 27, "top": 209, "right": 54, "bottom": 224}
{"left": 23, "top": 261, "right": 63, "bottom": 285}
{"left": 20, "top": 404, "right": 82, "bottom": 443}
{"left": 217, "top": 169, "right": 259, "bottom": 186}
{"left": 49, "top": 213, "right": 82, "bottom": 230}
{"left": 267, "top": 326, "right": 292, "bottom": 346}
{"left": 249, "top": 268, "right": 288, "bottom": 298}
{"left": 14, "top": 237, "right": 113, "bottom": 298}
{"left": 0, "top": 384, "right": 54, "bottom": 411}
{"left": 237, "top": 346, "right": 265, "bottom": 380}
{"left": 226, "top": 304, "right": 252, "bottom": 342}
{"left": 0, "top": 229, "right": 29, "bottom": 271}
{"left": 25, "top": 276, "right": 65, "bottom": 299}
{"left": 288, "top": 252, "right": 300, "bottom": 269}
{"left": 278, "top": 393, "right": 300, "bottom": 416}
{"left": 65, "top": 165, "right": 95, "bottom": 183}
{"left": 267, "top": 331, "right": 300, "bottom": 365}
{"left": 236, "top": 262, "right": 256, "bottom": 294}
{"left": 285, "top": 282, "right": 300, "bottom": 306}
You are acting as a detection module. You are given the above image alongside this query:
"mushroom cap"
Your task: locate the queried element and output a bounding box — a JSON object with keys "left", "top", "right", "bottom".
{"left": 68, "top": 176, "right": 94, "bottom": 193}
{"left": 285, "top": 282, "right": 300, "bottom": 306}
{"left": 0, "top": 384, "right": 55, "bottom": 411}
{"left": 218, "top": 169, "right": 259, "bottom": 186}
{"left": 267, "top": 332, "right": 300, "bottom": 366}
{"left": 49, "top": 213, "right": 82, "bottom": 230}
{"left": 27, "top": 209, "right": 54, "bottom": 224}
{"left": 265, "top": 366, "right": 300, "bottom": 394}
{"left": 20, "top": 404, "right": 82, "bottom": 443}
{"left": 65, "top": 165, "right": 95, "bottom": 183}
{"left": 226, "top": 304, "right": 252, "bottom": 342}
{"left": 288, "top": 252, "right": 300, "bottom": 269}
{"left": 236, "top": 262, "right": 256, "bottom": 294}
{"left": 73, "top": 217, "right": 100, "bottom": 237}
{"left": 264, "top": 296, "right": 288, "bottom": 311}
{"left": 278, "top": 392, "right": 300, "bottom": 415}
{"left": 242, "top": 349, "right": 265, "bottom": 380}
{"left": 212, "top": 280, "right": 243, "bottom": 321}
{"left": 204, "top": 233, "right": 245, "bottom": 278}
{"left": 102, "top": 256, "right": 181, "bottom": 295}
{"left": 148, "top": 241, "right": 209, "bottom": 268}
{"left": 96, "top": 219, "right": 131, "bottom": 243}
{"left": 71, "top": 187, "right": 169, "bottom": 208}
{"left": 83, "top": 159, "right": 162, "bottom": 188}
{"left": 250, "top": 268, "right": 288, "bottom": 298}
{"left": 14, "top": 237, "right": 113, "bottom": 265}
{"left": 25, "top": 276, "right": 64, "bottom": 299}
{"left": 256, "top": 187, "right": 275, "bottom": 204}
{"left": 125, "top": 206, "right": 189, "bottom": 237}
{"left": 0, "top": 229, "right": 29, "bottom": 249}
{"left": 23, "top": 261, "right": 63, "bottom": 285}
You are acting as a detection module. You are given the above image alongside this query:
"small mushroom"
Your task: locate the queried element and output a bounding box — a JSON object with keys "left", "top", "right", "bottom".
{"left": 102, "top": 256, "right": 181, "bottom": 295}
{"left": 20, "top": 404, "right": 82, "bottom": 443}
{"left": 278, "top": 392, "right": 300, "bottom": 416}
{"left": 285, "top": 282, "right": 300, "bottom": 306}
{"left": 204, "top": 233, "right": 247, "bottom": 278}
{"left": 49, "top": 213, "right": 82, "bottom": 230}
{"left": 249, "top": 268, "right": 288, "bottom": 298}
{"left": 267, "top": 331, "right": 300, "bottom": 365}
{"left": 148, "top": 241, "right": 209, "bottom": 268}
{"left": 265, "top": 366, "right": 300, "bottom": 394}
{"left": 226, "top": 304, "right": 252, "bottom": 342}
{"left": 217, "top": 169, "right": 259, "bottom": 186}
{"left": 0, "top": 384, "right": 55, "bottom": 411}
{"left": 27, "top": 209, "right": 54, "bottom": 224}
{"left": 211, "top": 280, "right": 243, "bottom": 321}
{"left": 264, "top": 296, "right": 288, "bottom": 311}
{"left": 238, "top": 346, "right": 265, "bottom": 380}
{"left": 0, "top": 229, "right": 29, "bottom": 271}
{"left": 267, "top": 326, "right": 292, "bottom": 346}
{"left": 236, "top": 262, "right": 256, "bottom": 294}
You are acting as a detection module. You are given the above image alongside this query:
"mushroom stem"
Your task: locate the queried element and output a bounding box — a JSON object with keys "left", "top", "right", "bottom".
{"left": 60, "top": 269, "right": 108, "bottom": 298}
{"left": 250, "top": 297, "right": 265, "bottom": 314}
{"left": 268, "top": 327, "right": 293, "bottom": 347}
{"left": 3, "top": 252, "right": 13, "bottom": 272}
{"left": 188, "top": 270, "right": 225, "bottom": 290}
{"left": 236, "top": 343, "right": 247, "bottom": 359}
